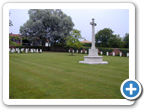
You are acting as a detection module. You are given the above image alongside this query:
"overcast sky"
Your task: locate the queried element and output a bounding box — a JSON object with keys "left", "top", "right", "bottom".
{"left": 9, "top": 9, "right": 129, "bottom": 41}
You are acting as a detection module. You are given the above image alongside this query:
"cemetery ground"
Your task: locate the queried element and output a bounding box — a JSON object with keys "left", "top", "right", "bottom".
{"left": 9, "top": 52, "right": 129, "bottom": 99}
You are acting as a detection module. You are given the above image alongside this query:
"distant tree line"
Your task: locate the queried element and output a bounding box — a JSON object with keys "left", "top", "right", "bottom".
{"left": 95, "top": 28, "right": 129, "bottom": 48}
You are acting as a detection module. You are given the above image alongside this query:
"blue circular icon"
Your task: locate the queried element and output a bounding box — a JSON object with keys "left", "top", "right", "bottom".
{"left": 123, "top": 81, "right": 139, "bottom": 97}
{"left": 120, "top": 79, "right": 142, "bottom": 100}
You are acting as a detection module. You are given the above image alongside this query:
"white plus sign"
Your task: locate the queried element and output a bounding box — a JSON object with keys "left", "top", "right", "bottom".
{"left": 126, "top": 83, "right": 137, "bottom": 95}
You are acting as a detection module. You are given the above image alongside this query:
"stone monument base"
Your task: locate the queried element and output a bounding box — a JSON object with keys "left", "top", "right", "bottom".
{"left": 79, "top": 56, "right": 108, "bottom": 64}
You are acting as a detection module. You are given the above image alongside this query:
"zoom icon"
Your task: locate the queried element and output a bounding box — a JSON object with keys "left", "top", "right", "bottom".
{"left": 120, "top": 79, "right": 142, "bottom": 100}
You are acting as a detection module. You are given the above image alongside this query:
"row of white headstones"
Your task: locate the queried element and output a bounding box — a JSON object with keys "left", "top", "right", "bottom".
{"left": 9, "top": 48, "right": 42, "bottom": 53}
{"left": 69, "top": 50, "right": 129, "bottom": 57}
{"left": 69, "top": 50, "right": 88, "bottom": 54}
{"left": 100, "top": 51, "right": 129, "bottom": 57}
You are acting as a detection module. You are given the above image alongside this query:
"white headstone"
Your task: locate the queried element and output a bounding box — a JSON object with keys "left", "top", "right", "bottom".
{"left": 68, "top": 50, "right": 70, "bottom": 53}
{"left": 120, "top": 52, "right": 122, "bottom": 57}
{"left": 40, "top": 49, "right": 42, "bottom": 53}
{"left": 34, "top": 49, "right": 35, "bottom": 52}
{"left": 36, "top": 49, "right": 38, "bottom": 53}
{"left": 45, "top": 42, "right": 48, "bottom": 47}
{"left": 25, "top": 49, "right": 28, "bottom": 53}
{"left": 127, "top": 53, "right": 129, "bottom": 57}
{"left": 113, "top": 52, "right": 115, "bottom": 56}
{"left": 106, "top": 52, "right": 109, "bottom": 56}
{"left": 101, "top": 51, "right": 103, "bottom": 55}
{"left": 17, "top": 49, "right": 20, "bottom": 53}
{"left": 13, "top": 48, "right": 15, "bottom": 53}
{"left": 81, "top": 50, "right": 82, "bottom": 53}
{"left": 31, "top": 49, "right": 33, "bottom": 53}
{"left": 85, "top": 50, "right": 87, "bottom": 54}
{"left": 76, "top": 50, "right": 78, "bottom": 53}
{"left": 72, "top": 50, "right": 74, "bottom": 53}
{"left": 11, "top": 48, "right": 13, "bottom": 53}
{"left": 27, "top": 48, "right": 29, "bottom": 52}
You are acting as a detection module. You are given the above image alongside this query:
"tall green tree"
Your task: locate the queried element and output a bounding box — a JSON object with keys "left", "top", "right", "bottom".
{"left": 108, "top": 34, "right": 125, "bottom": 48}
{"left": 19, "top": 9, "right": 74, "bottom": 47}
{"left": 123, "top": 33, "right": 129, "bottom": 48}
{"left": 95, "top": 28, "right": 114, "bottom": 47}
{"left": 65, "top": 29, "right": 84, "bottom": 55}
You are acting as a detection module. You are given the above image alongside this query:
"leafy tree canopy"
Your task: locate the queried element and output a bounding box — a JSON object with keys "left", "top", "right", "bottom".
{"left": 19, "top": 9, "right": 74, "bottom": 46}
{"left": 65, "top": 29, "right": 84, "bottom": 55}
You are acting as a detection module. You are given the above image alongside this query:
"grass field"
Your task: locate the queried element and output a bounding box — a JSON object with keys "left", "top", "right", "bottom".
{"left": 9, "top": 52, "right": 129, "bottom": 99}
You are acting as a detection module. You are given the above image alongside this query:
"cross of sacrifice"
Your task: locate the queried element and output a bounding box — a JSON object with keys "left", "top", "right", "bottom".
{"left": 90, "top": 18, "right": 97, "bottom": 49}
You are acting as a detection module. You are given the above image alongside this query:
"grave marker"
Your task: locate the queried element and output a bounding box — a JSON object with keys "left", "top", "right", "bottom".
{"left": 113, "top": 52, "right": 115, "bottom": 56}
{"left": 31, "top": 49, "right": 33, "bottom": 53}
{"left": 33, "top": 49, "right": 35, "bottom": 52}
{"left": 40, "top": 49, "right": 42, "bottom": 53}
{"left": 17, "top": 49, "right": 20, "bottom": 53}
{"left": 106, "top": 52, "right": 109, "bottom": 56}
{"left": 127, "top": 53, "right": 129, "bottom": 57}
{"left": 101, "top": 51, "right": 103, "bottom": 55}
{"left": 25, "top": 49, "right": 28, "bottom": 53}
{"left": 120, "top": 52, "right": 122, "bottom": 57}
{"left": 76, "top": 50, "right": 78, "bottom": 53}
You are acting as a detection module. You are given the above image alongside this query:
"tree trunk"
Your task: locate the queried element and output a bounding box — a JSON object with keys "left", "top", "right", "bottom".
{"left": 71, "top": 51, "right": 73, "bottom": 56}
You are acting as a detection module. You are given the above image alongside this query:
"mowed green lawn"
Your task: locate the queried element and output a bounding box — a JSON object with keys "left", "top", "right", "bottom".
{"left": 9, "top": 52, "right": 129, "bottom": 99}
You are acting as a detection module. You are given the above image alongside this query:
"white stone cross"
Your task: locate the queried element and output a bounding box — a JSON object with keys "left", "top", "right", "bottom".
{"left": 90, "top": 18, "right": 97, "bottom": 49}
